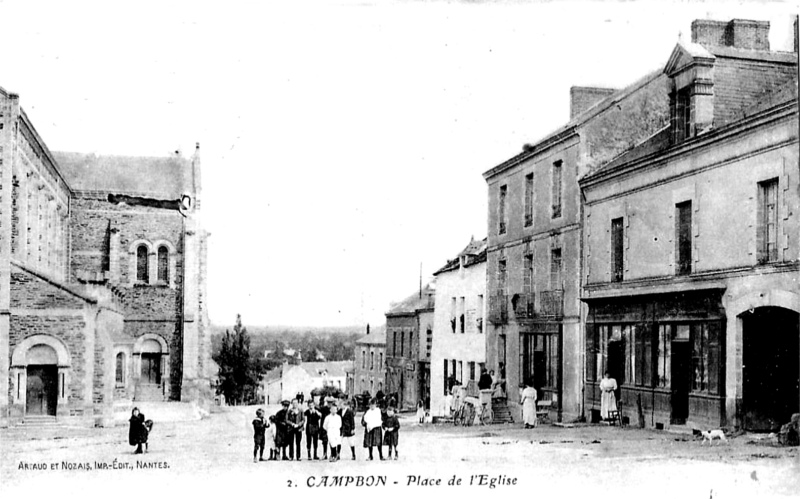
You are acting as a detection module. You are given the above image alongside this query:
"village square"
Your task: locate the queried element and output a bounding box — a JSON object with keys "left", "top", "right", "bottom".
{"left": 1, "top": 2, "right": 800, "bottom": 498}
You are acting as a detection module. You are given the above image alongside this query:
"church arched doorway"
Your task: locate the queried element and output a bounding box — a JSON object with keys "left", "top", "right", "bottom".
{"left": 26, "top": 344, "right": 59, "bottom": 416}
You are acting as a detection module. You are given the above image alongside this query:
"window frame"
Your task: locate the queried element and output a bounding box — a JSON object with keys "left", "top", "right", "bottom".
{"left": 551, "top": 160, "right": 563, "bottom": 219}
{"left": 157, "top": 245, "right": 170, "bottom": 283}
{"left": 676, "top": 201, "right": 693, "bottom": 275}
{"left": 136, "top": 244, "right": 149, "bottom": 284}
{"left": 524, "top": 172, "right": 534, "bottom": 227}
{"left": 611, "top": 217, "right": 624, "bottom": 282}
{"left": 757, "top": 178, "right": 779, "bottom": 264}
{"left": 498, "top": 184, "right": 508, "bottom": 235}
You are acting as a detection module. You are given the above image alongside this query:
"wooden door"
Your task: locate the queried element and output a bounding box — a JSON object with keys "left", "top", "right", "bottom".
{"left": 26, "top": 366, "right": 57, "bottom": 416}
{"left": 141, "top": 353, "right": 162, "bottom": 384}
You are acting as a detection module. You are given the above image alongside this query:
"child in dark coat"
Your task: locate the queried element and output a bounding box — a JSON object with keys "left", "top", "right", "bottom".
{"left": 382, "top": 406, "right": 400, "bottom": 460}
{"left": 274, "top": 400, "right": 291, "bottom": 460}
{"left": 304, "top": 400, "right": 322, "bottom": 460}
{"left": 340, "top": 399, "right": 357, "bottom": 460}
{"left": 128, "top": 407, "right": 147, "bottom": 455}
{"left": 252, "top": 408, "right": 268, "bottom": 462}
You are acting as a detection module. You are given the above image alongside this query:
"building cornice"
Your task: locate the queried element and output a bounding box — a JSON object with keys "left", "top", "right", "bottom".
{"left": 582, "top": 261, "right": 799, "bottom": 300}
{"left": 483, "top": 127, "right": 578, "bottom": 181}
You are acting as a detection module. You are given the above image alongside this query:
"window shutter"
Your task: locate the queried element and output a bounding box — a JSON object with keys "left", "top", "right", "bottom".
{"left": 756, "top": 182, "right": 766, "bottom": 263}
{"left": 585, "top": 323, "right": 596, "bottom": 382}
{"left": 781, "top": 160, "right": 790, "bottom": 259}
{"left": 707, "top": 321, "right": 722, "bottom": 395}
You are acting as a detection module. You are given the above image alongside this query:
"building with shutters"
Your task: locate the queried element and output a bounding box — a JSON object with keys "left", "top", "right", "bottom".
{"left": 385, "top": 284, "right": 435, "bottom": 411}
{"left": 430, "top": 237, "right": 487, "bottom": 417}
{"left": 579, "top": 19, "right": 799, "bottom": 431}
{"left": 483, "top": 62, "right": 670, "bottom": 424}
{"left": 354, "top": 326, "right": 386, "bottom": 398}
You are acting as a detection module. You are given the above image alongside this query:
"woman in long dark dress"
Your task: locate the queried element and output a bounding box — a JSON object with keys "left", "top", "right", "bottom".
{"left": 129, "top": 407, "right": 147, "bottom": 454}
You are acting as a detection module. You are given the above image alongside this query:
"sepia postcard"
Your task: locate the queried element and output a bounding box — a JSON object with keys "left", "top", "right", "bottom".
{"left": 1, "top": 1, "right": 799, "bottom": 498}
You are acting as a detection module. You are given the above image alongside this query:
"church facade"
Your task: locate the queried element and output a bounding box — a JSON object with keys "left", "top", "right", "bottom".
{"left": 0, "top": 86, "right": 212, "bottom": 427}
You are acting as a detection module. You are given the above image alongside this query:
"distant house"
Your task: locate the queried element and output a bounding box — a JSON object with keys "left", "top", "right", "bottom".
{"left": 278, "top": 361, "right": 351, "bottom": 402}
{"left": 345, "top": 364, "right": 355, "bottom": 397}
{"left": 355, "top": 327, "right": 386, "bottom": 398}
{"left": 385, "top": 284, "right": 436, "bottom": 411}
{"left": 261, "top": 368, "right": 283, "bottom": 405}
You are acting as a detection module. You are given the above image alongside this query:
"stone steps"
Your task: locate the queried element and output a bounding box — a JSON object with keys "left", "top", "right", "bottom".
{"left": 21, "top": 415, "right": 59, "bottom": 426}
{"left": 491, "top": 399, "right": 514, "bottom": 424}
{"left": 134, "top": 383, "right": 165, "bottom": 402}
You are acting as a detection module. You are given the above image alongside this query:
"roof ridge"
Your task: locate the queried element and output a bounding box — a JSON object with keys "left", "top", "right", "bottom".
{"left": 11, "top": 259, "right": 98, "bottom": 304}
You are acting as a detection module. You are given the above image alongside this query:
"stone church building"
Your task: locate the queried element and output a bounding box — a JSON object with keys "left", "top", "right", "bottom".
{"left": 0, "top": 86, "right": 212, "bottom": 427}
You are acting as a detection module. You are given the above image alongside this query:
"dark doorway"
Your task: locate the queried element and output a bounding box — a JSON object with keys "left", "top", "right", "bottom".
{"left": 26, "top": 365, "right": 57, "bottom": 416}
{"left": 141, "top": 353, "right": 162, "bottom": 384}
{"left": 607, "top": 339, "right": 624, "bottom": 401}
{"left": 671, "top": 341, "right": 691, "bottom": 424}
{"left": 743, "top": 307, "right": 800, "bottom": 431}
{"left": 498, "top": 334, "right": 506, "bottom": 389}
{"left": 418, "top": 363, "right": 430, "bottom": 409}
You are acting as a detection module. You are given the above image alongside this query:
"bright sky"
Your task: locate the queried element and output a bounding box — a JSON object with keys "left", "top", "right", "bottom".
{"left": 1, "top": 0, "right": 796, "bottom": 327}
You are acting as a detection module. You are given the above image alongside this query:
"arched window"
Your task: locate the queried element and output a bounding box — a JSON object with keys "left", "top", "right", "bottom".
{"left": 157, "top": 246, "right": 169, "bottom": 283}
{"left": 370, "top": 351, "right": 374, "bottom": 370}
{"left": 115, "top": 353, "right": 125, "bottom": 384}
{"left": 136, "top": 245, "right": 149, "bottom": 283}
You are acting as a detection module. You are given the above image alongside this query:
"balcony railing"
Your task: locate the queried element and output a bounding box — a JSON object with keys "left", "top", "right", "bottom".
{"left": 512, "top": 293, "right": 536, "bottom": 320}
{"left": 538, "top": 290, "right": 564, "bottom": 317}
{"left": 490, "top": 290, "right": 564, "bottom": 324}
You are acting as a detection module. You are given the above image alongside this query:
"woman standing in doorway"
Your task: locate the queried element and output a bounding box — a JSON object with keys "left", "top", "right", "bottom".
{"left": 520, "top": 380, "right": 538, "bottom": 429}
{"left": 599, "top": 372, "right": 618, "bottom": 421}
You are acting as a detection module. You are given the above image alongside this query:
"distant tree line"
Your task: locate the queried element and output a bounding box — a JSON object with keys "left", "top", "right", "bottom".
{"left": 210, "top": 318, "right": 362, "bottom": 405}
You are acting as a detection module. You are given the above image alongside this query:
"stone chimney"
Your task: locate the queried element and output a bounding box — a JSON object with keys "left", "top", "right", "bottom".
{"left": 691, "top": 19, "right": 770, "bottom": 50}
{"left": 570, "top": 86, "right": 617, "bottom": 119}
{"left": 190, "top": 142, "right": 202, "bottom": 210}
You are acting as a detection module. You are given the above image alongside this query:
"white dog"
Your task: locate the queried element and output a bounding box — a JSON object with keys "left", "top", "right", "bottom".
{"left": 700, "top": 429, "right": 727, "bottom": 444}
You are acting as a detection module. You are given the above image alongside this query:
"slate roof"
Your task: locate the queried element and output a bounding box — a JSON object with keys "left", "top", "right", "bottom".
{"left": 434, "top": 237, "right": 488, "bottom": 275}
{"left": 385, "top": 283, "right": 436, "bottom": 316}
{"left": 296, "top": 361, "right": 352, "bottom": 378}
{"left": 262, "top": 368, "right": 283, "bottom": 383}
{"left": 584, "top": 43, "right": 797, "bottom": 182}
{"left": 53, "top": 151, "right": 189, "bottom": 199}
{"left": 356, "top": 329, "right": 386, "bottom": 346}
{"left": 484, "top": 69, "right": 665, "bottom": 180}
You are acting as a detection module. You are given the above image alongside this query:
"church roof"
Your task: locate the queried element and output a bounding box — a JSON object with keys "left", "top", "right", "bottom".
{"left": 52, "top": 151, "right": 188, "bottom": 199}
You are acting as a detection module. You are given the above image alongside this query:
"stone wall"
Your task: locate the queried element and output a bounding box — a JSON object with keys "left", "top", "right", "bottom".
{"left": 10, "top": 315, "right": 87, "bottom": 402}
{"left": 69, "top": 194, "right": 186, "bottom": 401}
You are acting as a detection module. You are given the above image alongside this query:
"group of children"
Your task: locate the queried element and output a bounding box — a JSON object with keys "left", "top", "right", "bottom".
{"left": 251, "top": 397, "right": 401, "bottom": 462}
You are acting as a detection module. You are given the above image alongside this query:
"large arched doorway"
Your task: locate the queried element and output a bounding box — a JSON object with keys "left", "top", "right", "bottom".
{"left": 25, "top": 344, "right": 59, "bottom": 416}
{"left": 742, "top": 307, "right": 800, "bottom": 431}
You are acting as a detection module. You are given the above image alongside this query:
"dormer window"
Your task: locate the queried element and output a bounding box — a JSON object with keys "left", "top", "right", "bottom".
{"left": 673, "top": 88, "right": 692, "bottom": 143}
{"left": 665, "top": 38, "right": 716, "bottom": 145}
